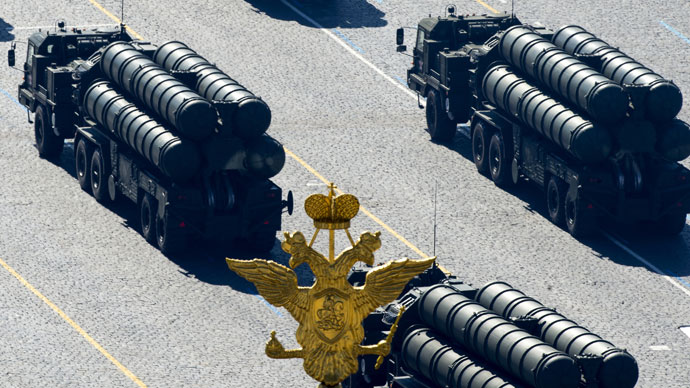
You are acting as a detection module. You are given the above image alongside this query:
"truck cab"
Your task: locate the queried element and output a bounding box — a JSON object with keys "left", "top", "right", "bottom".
{"left": 11, "top": 24, "right": 130, "bottom": 158}
{"left": 400, "top": 12, "right": 520, "bottom": 142}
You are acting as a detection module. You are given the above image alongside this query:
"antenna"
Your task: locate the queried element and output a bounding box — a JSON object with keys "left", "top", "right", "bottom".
{"left": 512, "top": 0, "right": 515, "bottom": 18}
{"left": 121, "top": 0, "right": 125, "bottom": 25}
{"left": 433, "top": 180, "right": 438, "bottom": 258}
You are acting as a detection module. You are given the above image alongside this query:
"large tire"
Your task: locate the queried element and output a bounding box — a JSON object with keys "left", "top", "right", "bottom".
{"left": 472, "top": 121, "right": 490, "bottom": 175}
{"left": 488, "top": 132, "right": 511, "bottom": 187}
{"left": 75, "top": 139, "right": 92, "bottom": 192}
{"left": 140, "top": 193, "right": 157, "bottom": 243}
{"left": 425, "top": 89, "right": 456, "bottom": 142}
{"left": 156, "top": 208, "right": 188, "bottom": 255}
{"left": 90, "top": 149, "right": 111, "bottom": 203}
{"left": 546, "top": 176, "right": 567, "bottom": 226}
{"left": 34, "top": 105, "right": 63, "bottom": 159}
{"left": 565, "top": 189, "right": 597, "bottom": 238}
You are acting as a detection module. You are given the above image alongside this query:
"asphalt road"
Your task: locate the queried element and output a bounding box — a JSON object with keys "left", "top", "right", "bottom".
{"left": 0, "top": 0, "right": 690, "bottom": 387}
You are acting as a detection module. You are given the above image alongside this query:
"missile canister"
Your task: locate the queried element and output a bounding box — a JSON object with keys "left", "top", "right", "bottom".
{"left": 656, "top": 119, "right": 690, "bottom": 161}
{"left": 83, "top": 80, "right": 201, "bottom": 182}
{"left": 244, "top": 134, "right": 286, "bottom": 179}
{"left": 499, "top": 25, "right": 628, "bottom": 124}
{"left": 401, "top": 326, "right": 521, "bottom": 388}
{"left": 482, "top": 65, "right": 612, "bottom": 163}
{"left": 476, "top": 281, "right": 639, "bottom": 388}
{"left": 418, "top": 284, "right": 581, "bottom": 388}
{"left": 552, "top": 25, "right": 682, "bottom": 122}
{"left": 100, "top": 42, "right": 216, "bottom": 140}
{"left": 152, "top": 41, "right": 271, "bottom": 139}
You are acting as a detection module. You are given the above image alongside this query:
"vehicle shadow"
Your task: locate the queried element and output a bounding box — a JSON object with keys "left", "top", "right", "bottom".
{"left": 245, "top": 0, "right": 387, "bottom": 29}
{"left": 167, "top": 239, "right": 316, "bottom": 292}
{"left": 51, "top": 142, "right": 315, "bottom": 291}
{"left": 439, "top": 126, "right": 690, "bottom": 277}
{"left": 0, "top": 18, "right": 14, "bottom": 42}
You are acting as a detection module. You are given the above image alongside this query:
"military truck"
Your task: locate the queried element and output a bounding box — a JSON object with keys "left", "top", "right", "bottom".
{"left": 345, "top": 266, "right": 639, "bottom": 388}
{"left": 396, "top": 9, "right": 690, "bottom": 237}
{"left": 7, "top": 22, "right": 292, "bottom": 253}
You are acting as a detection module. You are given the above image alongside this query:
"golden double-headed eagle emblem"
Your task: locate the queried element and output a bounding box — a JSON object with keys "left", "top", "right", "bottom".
{"left": 227, "top": 184, "right": 434, "bottom": 387}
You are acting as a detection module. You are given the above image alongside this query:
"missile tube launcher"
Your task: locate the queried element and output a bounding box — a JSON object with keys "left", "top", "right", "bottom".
{"left": 343, "top": 266, "right": 639, "bottom": 388}
{"left": 9, "top": 23, "right": 291, "bottom": 254}
{"left": 397, "top": 12, "right": 690, "bottom": 237}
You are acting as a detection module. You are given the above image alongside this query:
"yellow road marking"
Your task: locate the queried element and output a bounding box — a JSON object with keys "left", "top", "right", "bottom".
{"left": 284, "top": 148, "right": 449, "bottom": 273}
{"left": 284, "top": 147, "right": 430, "bottom": 258}
{"left": 475, "top": 0, "right": 500, "bottom": 14}
{"left": 85, "top": 1, "right": 448, "bottom": 267}
{"left": 0, "top": 257, "right": 147, "bottom": 387}
{"left": 87, "top": 0, "right": 144, "bottom": 40}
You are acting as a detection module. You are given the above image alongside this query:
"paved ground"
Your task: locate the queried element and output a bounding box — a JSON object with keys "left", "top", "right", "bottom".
{"left": 0, "top": 0, "right": 690, "bottom": 387}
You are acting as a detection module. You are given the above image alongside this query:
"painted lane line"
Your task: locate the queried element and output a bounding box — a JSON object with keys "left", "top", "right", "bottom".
{"left": 0, "top": 86, "right": 28, "bottom": 111}
{"left": 87, "top": 0, "right": 143, "bottom": 40}
{"left": 331, "top": 29, "right": 365, "bottom": 54}
{"left": 458, "top": 124, "right": 471, "bottom": 139}
{"left": 8, "top": 23, "right": 116, "bottom": 31}
{"left": 0, "top": 257, "right": 147, "bottom": 387}
{"left": 649, "top": 345, "right": 671, "bottom": 350}
{"left": 666, "top": 269, "right": 690, "bottom": 290}
{"left": 476, "top": 0, "right": 500, "bottom": 14}
{"left": 605, "top": 233, "right": 690, "bottom": 298}
{"left": 280, "top": 0, "right": 418, "bottom": 100}
{"left": 277, "top": 0, "right": 690, "bottom": 304}
{"left": 680, "top": 326, "right": 690, "bottom": 340}
{"left": 283, "top": 147, "right": 446, "bottom": 270}
{"left": 660, "top": 21, "right": 690, "bottom": 45}
{"left": 393, "top": 75, "right": 407, "bottom": 87}
{"left": 87, "top": 2, "right": 446, "bottom": 322}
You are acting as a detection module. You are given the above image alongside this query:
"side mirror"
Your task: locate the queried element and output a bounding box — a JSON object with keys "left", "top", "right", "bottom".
{"left": 7, "top": 48, "right": 15, "bottom": 67}
{"left": 396, "top": 45, "right": 407, "bottom": 53}
{"left": 283, "top": 190, "right": 294, "bottom": 215}
{"left": 396, "top": 28, "right": 404, "bottom": 45}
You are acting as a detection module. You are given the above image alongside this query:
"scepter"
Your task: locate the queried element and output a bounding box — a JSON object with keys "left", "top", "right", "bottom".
{"left": 375, "top": 305, "right": 406, "bottom": 369}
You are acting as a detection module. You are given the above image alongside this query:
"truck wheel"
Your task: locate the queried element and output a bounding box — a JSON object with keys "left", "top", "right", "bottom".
{"left": 75, "top": 139, "right": 92, "bottom": 192}
{"left": 156, "top": 210, "right": 188, "bottom": 255}
{"left": 90, "top": 149, "right": 111, "bottom": 203}
{"left": 546, "top": 176, "right": 567, "bottom": 226}
{"left": 140, "top": 194, "right": 157, "bottom": 243}
{"left": 488, "top": 132, "right": 511, "bottom": 187}
{"left": 425, "top": 89, "right": 456, "bottom": 143}
{"left": 472, "top": 122, "right": 490, "bottom": 175}
{"left": 34, "top": 105, "right": 64, "bottom": 159}
{"left": 565, "top": 190, "right": 597, "bottom": 238}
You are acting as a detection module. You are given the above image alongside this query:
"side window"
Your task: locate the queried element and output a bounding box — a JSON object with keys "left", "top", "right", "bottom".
{"left": 416, "top": 29, "right": 425, "bottom": 51}
{"left": 26, "top": 44, "right": 35, "bottom": 65}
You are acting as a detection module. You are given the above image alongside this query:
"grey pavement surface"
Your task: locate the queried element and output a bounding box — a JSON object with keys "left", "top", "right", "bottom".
{"left": 0, "top": 0, "right": 689, "bottom": 387}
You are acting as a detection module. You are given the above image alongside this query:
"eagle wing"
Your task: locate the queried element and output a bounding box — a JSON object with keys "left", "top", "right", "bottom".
{"left": 353, "top": 257, "right": 435, "bottom": 321}
{"left": 227, "top": 258, "right": 309, "bottom": 322}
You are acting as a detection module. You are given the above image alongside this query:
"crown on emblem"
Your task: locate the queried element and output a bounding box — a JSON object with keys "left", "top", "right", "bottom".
{"left": 305, "top": 183, "right": 360, "bottom": 230}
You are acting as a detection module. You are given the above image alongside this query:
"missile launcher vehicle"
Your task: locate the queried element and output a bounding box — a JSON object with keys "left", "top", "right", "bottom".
{"left": 7, "top": 22, "right": 292, "bottom": 253}
{"left": 396, "top": 9, "right": 690, "bottom": 237}
{"left": 344, "top": 266, "right": 639, "bottom": 388}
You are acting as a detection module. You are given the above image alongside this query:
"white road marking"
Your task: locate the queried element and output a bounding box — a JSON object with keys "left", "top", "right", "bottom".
{"left": 281, "top": 0, "right": 690, "bottom": 302}
{"left": 605, "top": 233, "right": 690, "bottom": 298}
{"left": 649, "top": 345, "right": 671, "bottom": 351}
{"left": 680, "top": 326, "right": 690, "bottom": 340}
{"left": 280, "top": 0, "right": 418, "bottom": 101}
